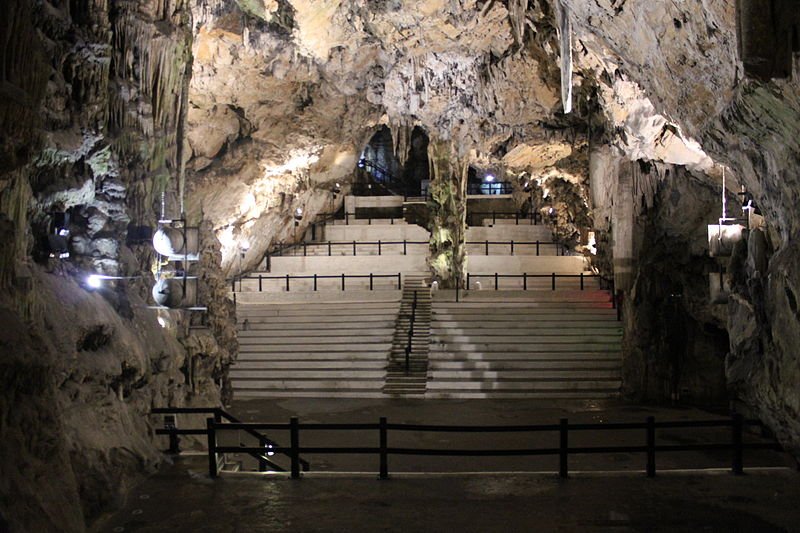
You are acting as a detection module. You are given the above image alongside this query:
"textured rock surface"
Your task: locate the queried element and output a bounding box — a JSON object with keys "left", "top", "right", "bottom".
{"left": 2, "top": 0, "right": 800, "bottom": 529}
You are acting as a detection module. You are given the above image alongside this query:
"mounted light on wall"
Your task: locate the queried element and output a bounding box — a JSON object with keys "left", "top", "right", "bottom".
{"left": 84, "top": 273, "right": 140, "bottom": 291}
{"left": 483, "top": 174, "right": 495, "bottom": 183}
{"left": 707, "top": 167, "right": 745, "bottom": 258}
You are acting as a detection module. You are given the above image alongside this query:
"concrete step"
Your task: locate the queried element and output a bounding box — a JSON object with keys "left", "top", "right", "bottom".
{"left": 240, "top": 321, "right": 397, "bottom": 331}
{"left": 429, "top": 369, "right": 621, "bottom": 380}
{"left": 239, "top": 343, "right": 393, "bottom": 353}
{"left": 237, "top": 308, "right": 399, "bottom": 318}
{"left": 430, "top": 360, "right": 620, "bottom": 370}
{"left": 230, "top": 369, "right": 386, "bottom": 379}
{"left": 233, "top": 379, "right": 384, "bottom": 390}
{"left": 234, "top": 390, "right": 388, "bottom": 398}
{"left": 430, "top": 321, "right": 620, "bottom": 330}
{"left": 430, "top": 340, "right": 622, "bottom": 351}
{"left": 428, "top": 351, "right": 621, "bottom": 360}
{"left": 236, "top": 350, "right": 387, "bottom": 364}
{"left": 430, "top": 334, "right": 621, "bottom": 343}
{"left": 238, "top": 333, "right": 395, "bottom": 342}
{"left": 424, "top": 388, "right": 621, "bottom": 398}
{"left": 235, "top": 360, "right": 388, "bottom": 370}
{"left": 427, "top": 379, "right": 621, "bottom": 391}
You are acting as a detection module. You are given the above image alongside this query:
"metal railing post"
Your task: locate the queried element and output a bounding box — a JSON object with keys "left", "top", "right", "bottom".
{"left": 379, "top": 417, "right": 389, "bottom": 479}
{"left": 370, "top": 273, "right": 374, "bottom": 291}
{"left": 732, "top": 413, "right": 744, "bottom": 475}
{"left": 328, "top": 241, "right": 332, "bottom": 256}
{"left": 258, "top": 275, "right": 263, "bottom": 292}
{"left": 290, "top": 417, "right": 300, "bottom": 479}
{"left": 510, "top": 240, "right": 514, "bottom": 255}
{"left": 551, "top": 273, "right": 556, "bottom": 291}
{"left": 207, "top": 417, "right": 218, "bottom": 479}
{"left": 378, "top": 240, "right": 382, "bottom": 256}
{"left": 580, "top": 273, "right": 584, "bottom": 291}
{"left": 646, "top": 416, "right": 656, "bottom": 478}
{"left": 285, "top": 274, "right": 290, "bottom": 292}
{"left": 536, "top": 241, "right": 540, "bottom": 256}
{"left": 258, "top": 436, "right": 268, "bottom": 472}
{"left": 341, "top": 273, "right": 346, "bottom": 291}
{"left": 485, "top": 240, "right": 489, "bottom": 255}
{"left": 313, "top": 274, "right": 318, "bottom": 292}
{"left": 403, "top": 240, "right": 407, "bottom": 255}
{"left": 495, "top": 273, "right": 499, "bottom": 290}
{"left": 523, "top": 273, "right": 527, "bottom": 291}
{"left": 397, "top": 273, "right": 401, "bottom": 290}
{"left": 353, "top": 240, "right": 357, "bottom": 255}
{"left": 559, "top": 418, "right": 568, "bottom": 479}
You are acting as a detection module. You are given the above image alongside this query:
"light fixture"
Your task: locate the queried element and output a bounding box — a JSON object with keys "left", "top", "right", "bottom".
{"left": 294, "top": 207, "right": 304, "bottom": 221}
{"left": 157, "top": 316, "right": 168, "bottom": 328}
{"left": 484, "top": 174, "right": 495, "bottom": 183}
{"left": 87, "top": 274, "right": 103, "bottom": 289}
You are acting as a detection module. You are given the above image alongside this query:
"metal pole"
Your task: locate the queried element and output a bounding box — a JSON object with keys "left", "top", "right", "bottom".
{"left": 646, "top": 416, "right": 656, "bottom": 478}
{"left": 290, "top": 417, "right": 300, "bottom": 479}
{"left": 732, "top": 413, "right": 744, "bottom": 475}
{"left": 559, "top": 418, "right": 568, "bottom": 478}
{"left": 207, "top": 418, "right": 218, "bottom": 479}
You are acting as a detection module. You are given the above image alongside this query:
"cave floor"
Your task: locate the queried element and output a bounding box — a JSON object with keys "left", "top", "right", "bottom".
{"left": 96, "top": 399, "right": 800, "bottom": 532}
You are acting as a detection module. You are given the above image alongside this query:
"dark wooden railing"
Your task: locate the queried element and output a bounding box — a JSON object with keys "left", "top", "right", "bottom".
{"left": 153, "top": 411, "right": 780, "bottom": 479}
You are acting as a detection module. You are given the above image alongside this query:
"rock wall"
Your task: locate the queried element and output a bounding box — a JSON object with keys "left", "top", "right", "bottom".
{"left": 0, "top": 1, "right": 236, "bottom": 531}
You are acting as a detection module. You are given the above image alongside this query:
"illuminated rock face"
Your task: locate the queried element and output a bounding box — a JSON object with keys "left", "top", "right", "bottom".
{"left": 1, "top": 0, "right": 800, "bottom": 529}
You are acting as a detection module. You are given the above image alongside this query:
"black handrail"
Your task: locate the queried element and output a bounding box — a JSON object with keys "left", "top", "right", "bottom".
{"left": 467, "top": 182, "right": 514, "bottom": 195}
{"left": 465, "top": 240, "right": 567, "bottom": 256}
{"left": 469, "top": 211, "right": 542, "bottom": 226}
{"left": 273, "top": 240, "right": 429, "bottom": 257}
{"left": 150, "top": 407, "right": 310, "bottom": 473}
{"left": 205, "top": 413, "right": 779, "bottom": 479}
{"left": 232, "top": 273, "right": 403, "bottom": 292}
{"left": 405, "top": 290, "right": 418, "bottom": 375}
{"left": 466, "top": 272, "right": 598, "bottom": 291}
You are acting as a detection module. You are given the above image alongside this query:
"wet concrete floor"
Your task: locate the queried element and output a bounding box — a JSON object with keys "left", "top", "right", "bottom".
{"left": 96, "top": 399, "right": 800, "bottom": 532}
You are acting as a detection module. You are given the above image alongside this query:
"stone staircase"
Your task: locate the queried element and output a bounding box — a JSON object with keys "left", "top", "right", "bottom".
{"left": 383, "top": 275, "right": 432, "bottom": 396}
{"left": 426, "top": 290, "right": 622, "bottom": 399}
{"left": 231, "top": 293, "right": 401, "bottom": 398}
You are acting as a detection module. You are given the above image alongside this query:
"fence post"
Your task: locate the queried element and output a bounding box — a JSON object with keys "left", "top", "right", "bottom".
{"left": 493, "top": 211, "right": 497, "bottom": 225}
{"left": 303, "top": 242, "right": 307, "bottom": 257}
{"left": 536, "top": 241, "right": 540, "bottom": 256}
{"left": 258, "top": 275, "right": 263, "bottom": 292}
{"left": 341, "top": 273, "right": 346, "bottom": 291}
{"left": 732, "top": 412, "right": 744, "bottom": 475}
{"left": 485, "top": 240, "right": 489, "bottom": 256}
{"left": 168, "top": 430, "right": 180, "bottom": 455}
{"left": 378, "top": 240, "right": 382, "bottom": 256}
{"left": 646, "top": 416, "right": 656, "bottom": 478}
{"left": 328, "top": 241, "right": 332, "bottom": 256}
{"left": 207, "top": 417, "right": 218, "bottom": 479}
{"left": 580, "top": 273, "right": 584, "bottom": 291}
{"left": 523, "top": 272, "right": 527, "bottom": 291}
{"left": 314, "top": 274, "right": 318, "bottom": 292}
{"left": 551, "top": 273, "right": 556, "bottom": 291}
{"left": 510, "top": 240, "right": 515, "bottom": 256}
{"left": 258, "top": 436, "right": 268, "bottom": 472}
{"left": 466, "top": 273, "right": 470, "bottom": 291}
{"left": 379, "top": 417, "right": 389, "bottom": 480}
{"left": 494, "top": 272, "right": 499, "bottom": 291}
{"left": 290, "top": 417, "right": 300, "bottom": 479}
{"left": 285, "top": 274, "right": 290, "bottom": 292}
{"left": 397, "top": 273, "right": 401, "bottom": 290}
{"left": 403, "top": 240, "right": 407, "bottom": 255}
{"left": 370, "top": 273, "right": 374, "bottom": 291}
{"left": 231, "top": 279, "right": 235, "bottom": 292}
{"left": 559, "top": 418, "right": 568, "bottom": 478}
{"left": 353, "top": 240, "right": 357, "bottom": 255}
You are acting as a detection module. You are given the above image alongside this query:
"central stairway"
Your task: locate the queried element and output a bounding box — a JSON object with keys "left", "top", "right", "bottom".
{"left": 383, "top": 276, "right": 432, "bottom": 395}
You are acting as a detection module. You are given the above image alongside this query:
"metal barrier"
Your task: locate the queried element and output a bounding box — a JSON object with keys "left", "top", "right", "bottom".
{"left": 465, "top": 240, "right": 567, "bottom": 256}
{"left": 466, "top": 272, "right": 598, "bottom": 291}
{"left": 469, "top": 211, "right": 542, "bottom": 226}
{"left": 232, "top": 273, "right": 403, "bottom": 293}
{"left": 197, "top": 413, "right": 778, "bottom": 479}
{"left": 150, "top": 407, "right": 310, "bottom": 473}
{"left": 273, "top": 240, "right": 429, "bottom": 257}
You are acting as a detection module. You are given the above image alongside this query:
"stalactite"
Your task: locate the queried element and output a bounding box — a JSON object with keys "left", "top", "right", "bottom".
{"left": 557, "top": 0, "right": 573, "bottom": 114}
{"left": 507, "top": 0, "right": 529, "bottom": 47}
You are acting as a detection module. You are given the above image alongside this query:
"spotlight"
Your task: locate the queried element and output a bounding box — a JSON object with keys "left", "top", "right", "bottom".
{"left": 265, "top": 443, "right": 275, "bottom": 457}
{"left": 157, "top": 316, "right": 168, "bottom": 328}
{"left": 484, "top": 174, "right": 495, "bottom": 183}
{"left": 87, "top": 274, "right": 103, "bottom": 289}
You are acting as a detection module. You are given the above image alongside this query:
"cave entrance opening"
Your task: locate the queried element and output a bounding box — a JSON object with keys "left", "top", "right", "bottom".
{"left": 357, "top": 126, "right": 430, "bottom": 199}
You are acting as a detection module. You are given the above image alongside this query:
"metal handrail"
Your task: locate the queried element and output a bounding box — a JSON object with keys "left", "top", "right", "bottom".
{"left": 203, "top": 413, "right": 778, "bottom": 479}
{"left": 150, "top": 407, "right": 310, "bottom": 472}
{"left": 232, "top": 273, "right": 403, "bottom": 293}
{"left": 469, "top": 211, "right": 542, "bottom": 226}
{"left": 405, "top": 290, "right": 417, "bottom": 375}
{"left": 466, "top": 272, "right": 599, "bottom": 291}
